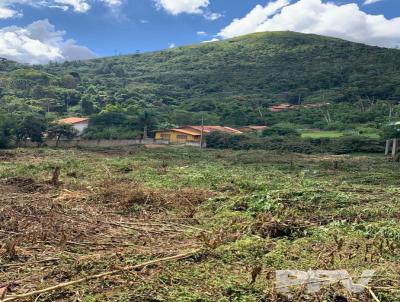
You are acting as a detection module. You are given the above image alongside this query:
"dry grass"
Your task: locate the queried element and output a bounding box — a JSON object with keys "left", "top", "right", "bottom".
{"left": 1, "top": 148, "right": 400, "bottom": 301}
{"left": 0, "top": 175, "right": 206, "bottom": 300}
{"left": 96, "top": 180, "right": 212, "bottom": 214}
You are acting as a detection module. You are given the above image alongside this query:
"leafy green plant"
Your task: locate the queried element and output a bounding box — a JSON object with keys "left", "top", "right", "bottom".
{"left": 262, "top": 123, "right": 300, "bottom": 137}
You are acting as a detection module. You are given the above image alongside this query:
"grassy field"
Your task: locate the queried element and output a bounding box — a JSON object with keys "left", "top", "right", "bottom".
{"left": 301, "top": 129, "right": 381, "bottom": 139}
{"left": 0, "top": 147, "right": 400, "bottom": 302}
{"left": 301, "top": 130, "right": 345, "bottom": 138}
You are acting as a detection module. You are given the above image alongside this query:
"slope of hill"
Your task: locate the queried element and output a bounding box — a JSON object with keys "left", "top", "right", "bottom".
{"left": 1, "top": 31, "right": 400, "bottom": 128}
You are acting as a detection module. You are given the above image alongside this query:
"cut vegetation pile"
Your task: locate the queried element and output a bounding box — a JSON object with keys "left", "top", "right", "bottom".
{"left": 96, "top": 180, "right": 212, "bottom": 216}
{"left": 0, "top": 164, "right": 205, "bottom": 301}
{"left": 0, "top": 148, "right": 400, "bottom": 301}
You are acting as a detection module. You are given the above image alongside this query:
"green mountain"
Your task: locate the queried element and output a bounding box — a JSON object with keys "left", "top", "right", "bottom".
{"left": 1, "top": 31, "right": 400, "bottom": 129}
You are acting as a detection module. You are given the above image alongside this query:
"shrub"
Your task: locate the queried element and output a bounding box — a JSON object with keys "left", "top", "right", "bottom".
{"left": 262, "top": 123, "right": 301, "bottom": 137}
{"left": 0, "top": 116, "right": 15, "bottom": 149}
{"left": 206, "top": 132, "right": 384, "bottom": 154}
{"left": 83, "top": 127, "right": 141, "bottom": 140}
{"left": 382, "top": 124, "right": 400, "bottom": 139}
{"left": 325, "top": 121, "right": 347, "bottom": 131}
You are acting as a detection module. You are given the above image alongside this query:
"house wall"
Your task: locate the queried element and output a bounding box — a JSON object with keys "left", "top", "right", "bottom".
{"left": 155, "top": 131, "right": 200, "bottom": 144}
{"left": 72, "top": 122, "right": 89, "bottom": 135}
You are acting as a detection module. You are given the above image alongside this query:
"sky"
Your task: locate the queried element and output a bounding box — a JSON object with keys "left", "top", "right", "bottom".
{"left": 0, "top": 0, "right": 399, "bottom": 64}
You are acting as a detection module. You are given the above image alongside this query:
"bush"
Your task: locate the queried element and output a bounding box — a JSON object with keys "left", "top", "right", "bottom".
{"left": 205, "top": 132, "right": 259, "bottom": 150}
{"left": 262, "top": 123, "right": 300, "bottom": 137}
{"left": 0, "top": 118, "right": 14, "bottom": 149}
{"left": 382, "top": 124, "right": 400, "bottom": 139}
{"left": 83, "top": 127, "right": 142, "bottom": 140}
{"left": 206, "top": 132, "right": 384, "bottom": 154}
{"left": 325, "top": 121, "right": 347, "bottom": 131}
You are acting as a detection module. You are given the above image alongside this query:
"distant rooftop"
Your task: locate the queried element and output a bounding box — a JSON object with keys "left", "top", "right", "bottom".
{"left": 59, "top": 117, "right": 89, "bottom": 125}
{"left": 186, "top": 126, "right": 242, "bottom": 134}
{"left": 239, "top": 126, "right": 267, "bottom": 130}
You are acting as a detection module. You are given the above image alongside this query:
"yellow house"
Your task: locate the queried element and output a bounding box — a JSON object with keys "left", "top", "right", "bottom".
{"left": 155, "top": 128, "right": 201, "bottom": 144}
{"left": 154, "top": 126, "right": 242, "bottom": 144}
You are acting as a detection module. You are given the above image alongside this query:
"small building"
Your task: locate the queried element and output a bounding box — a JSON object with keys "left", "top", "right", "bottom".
{"left": 238, "top": 125, "right": 268, "bottom": 133}
{"left": 58, "top": 117, "right": 89, "bottom": 135}
{"left": 154, "top": 125, "right": 242, "bottom": 144}
{"left": 155, "top": 128, "right": 202, "bottom": 144}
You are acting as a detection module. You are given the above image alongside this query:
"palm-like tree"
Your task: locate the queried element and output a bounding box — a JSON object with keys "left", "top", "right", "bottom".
{"left": 138, "top": 110, "right": 156, "bottom": 139}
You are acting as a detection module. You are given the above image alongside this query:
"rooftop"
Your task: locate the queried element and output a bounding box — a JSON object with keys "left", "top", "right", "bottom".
{"left": 155, "top": 126, "right": 244, "bottom": 135}
{"left": 240, "top": 125, "right": 267, "bottom": 130}
{"left": 185, "top": 126, "right": 242, "bottom": 134}
{"left": 170, "top": 128, "right": 201, "bottom": 136}
{"left": 59, "top": 117, "right": 89, "bottom": 125}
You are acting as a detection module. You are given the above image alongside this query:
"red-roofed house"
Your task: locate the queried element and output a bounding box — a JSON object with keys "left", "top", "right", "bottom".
{"left": 154, "top": 125, "right": 242, "bottom": 144}
{"left": 58, "top": 117, "right": 89, "bottom": 135}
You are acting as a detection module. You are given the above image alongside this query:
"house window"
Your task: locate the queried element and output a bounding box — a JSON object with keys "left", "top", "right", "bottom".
{"left": 177, "top": 135, "right": 187, "bottom": 140}
{"left": 160, "top": 134, "right": 171, "bottom": 140}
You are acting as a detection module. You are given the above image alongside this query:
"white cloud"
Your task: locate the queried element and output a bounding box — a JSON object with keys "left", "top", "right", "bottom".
{"left": 197, "top": 31, "right": 207, "bottom": 36}
{"left": 364, "top": 0, "right": 384, "bottom": 5}
{"left": 101, "top": 0, "right": 123, "bottom": 7}
{"left": 168, "top": 43, "right": 176, "bottom": 48}
{"left": 204, "top": 12, "right": 222, "bottom": 21}
{"left": 100, "top": 0, "right": 125, "bottom": 19}
{"left": 155, "top": 0, "right": 209, "bottom": 15}
{"left": 0, "top": 19, "right": 96, "bottom": 64}
{"left": 201, "top": 38, "right": 219, "bottom": 43}
{"left": 154, "top": 0, "right": 221, "bottom": 20}
{"left": 62, "top": 39, "right": 97, "bottom": 61}
{"left": 47, "top": 5, "right": 69, "bottom": 11}
{"left": 218, "top": 0, "right": 289, "bottom": 39}
{"left": 0, "top": 6, "right": 20, "bottom": 19}
{"left": 53, "top": 0, "right": 90, "bottom": 12}
{"left": 218, "top": 0, "right": 400, "bottom": 48}
{"left": 0, "top": 0, "right": 125, "bottom": 18}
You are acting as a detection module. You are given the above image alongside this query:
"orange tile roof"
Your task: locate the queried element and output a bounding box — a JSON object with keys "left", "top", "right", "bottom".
{"left": 269, "top": 103, "right": 292, "bottom": 112}
{"left": 155, "top": 128, "right": 201, "bottom": 136}
{"left": 170, "top": 128, "right": 201, "bottom": 136}
{"left": 156, "top": 126, "right": 242, "bottom": 135}
{"left": 240, "top": 126, "right": 267, "bottom": 130}
{"left": 186, "top": 126, "right": 242, "bottom": 134}
{"left": 59, "top": 117, "right": 89, "bottom": 125}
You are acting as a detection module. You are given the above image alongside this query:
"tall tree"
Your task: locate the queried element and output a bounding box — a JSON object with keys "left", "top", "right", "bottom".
{"left": 47, "top": 123, "right": 78, "bottom": 147}
{"left": 14, "top": 114, "right": 47, "bottom": 145}
{"left": 138, "top": 110, "right": 156, "bottom": 139}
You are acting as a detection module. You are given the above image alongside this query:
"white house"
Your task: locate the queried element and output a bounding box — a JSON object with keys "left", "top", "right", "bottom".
{"left": 58, "top": 117, "right": 89, "bottom": 135}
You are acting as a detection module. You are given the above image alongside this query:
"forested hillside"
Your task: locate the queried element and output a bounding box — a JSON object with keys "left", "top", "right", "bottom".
{"left": 1, "top": 31, "right": 400, "bottom": 143}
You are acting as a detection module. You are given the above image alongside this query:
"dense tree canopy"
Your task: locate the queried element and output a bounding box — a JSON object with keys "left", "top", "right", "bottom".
{"left": 0, "top": 31, "right": 400, "bottom": 143}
